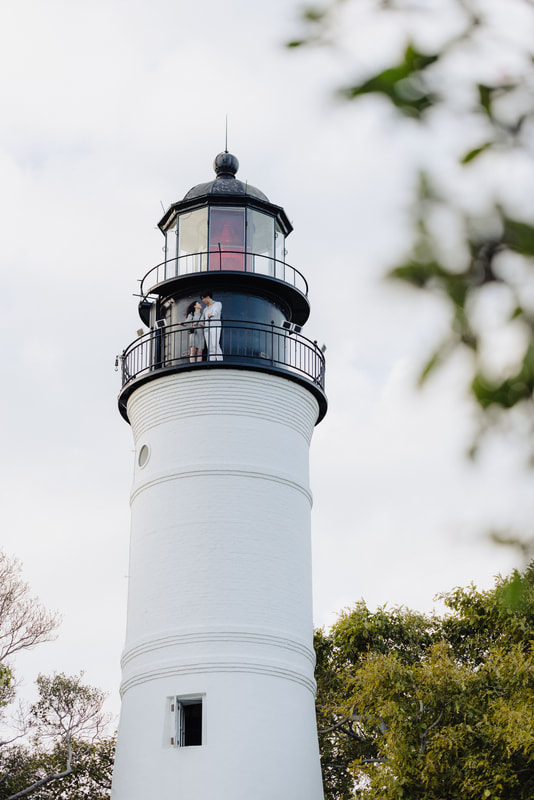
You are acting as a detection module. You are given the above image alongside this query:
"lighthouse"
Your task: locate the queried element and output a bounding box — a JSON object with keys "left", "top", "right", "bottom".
{"left": 111, "top": 152, "right": 327, "bottom": 799}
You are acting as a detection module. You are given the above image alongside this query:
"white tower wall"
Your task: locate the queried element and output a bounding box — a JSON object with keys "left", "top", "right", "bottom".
{"left": 111, "top": 370, "right": 324, "bottom": 799}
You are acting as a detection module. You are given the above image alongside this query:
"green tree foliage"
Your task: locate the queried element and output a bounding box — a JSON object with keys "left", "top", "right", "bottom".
{"left": 31, "top": 673, "right": 109, "bottom": 750}
{"left": 0, "top": 553, "right": 113, "bottom": 799}
{"left": 0, "top": 737, "right": 115, "bottom": 800}
{"left": 0, "top": 671, "right": 113, "bottom": 800}
{"left": 316, "top": 566, "right": 534, "bottom": 798}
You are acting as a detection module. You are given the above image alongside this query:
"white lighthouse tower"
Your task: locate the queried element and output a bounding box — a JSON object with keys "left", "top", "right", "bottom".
{"left": 111, "top": 152, "right": 327, "bottom": 800}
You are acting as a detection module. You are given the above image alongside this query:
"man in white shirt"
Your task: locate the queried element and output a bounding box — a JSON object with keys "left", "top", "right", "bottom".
{"left": 200, "top": 291, "right": 223, "bottom": 361}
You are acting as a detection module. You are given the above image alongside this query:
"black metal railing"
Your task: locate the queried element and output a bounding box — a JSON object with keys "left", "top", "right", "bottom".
{"left": 119, "top": 320, "right": 325, "bottom": 391}
{"left": 139, "top": 251, "right": 308, "bottom": 297}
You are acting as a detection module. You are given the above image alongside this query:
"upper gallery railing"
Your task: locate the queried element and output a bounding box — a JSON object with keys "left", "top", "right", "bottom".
{"left": 119, "top": 319, "right": 325, "bottom": 391}
{"left": 139, "top": 251, "right": 309, "bottom": 297}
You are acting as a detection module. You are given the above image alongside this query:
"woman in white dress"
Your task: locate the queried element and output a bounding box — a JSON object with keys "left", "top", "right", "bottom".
{"left": 184, "top": 300, "right": 204, "bottom": 362}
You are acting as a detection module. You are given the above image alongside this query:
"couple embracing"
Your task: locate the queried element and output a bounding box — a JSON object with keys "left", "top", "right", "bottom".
{"left": 184, "top": 291, "right": 222, "bottom": 363}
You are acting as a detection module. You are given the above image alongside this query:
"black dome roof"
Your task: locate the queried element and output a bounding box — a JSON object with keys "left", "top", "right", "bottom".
{"left": 182, "top": 152, "right": 269, "bottom": 203}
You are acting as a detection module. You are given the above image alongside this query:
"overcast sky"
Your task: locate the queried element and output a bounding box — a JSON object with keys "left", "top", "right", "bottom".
{"left": 1, "top": 0, "right": 531, "bottom": 721}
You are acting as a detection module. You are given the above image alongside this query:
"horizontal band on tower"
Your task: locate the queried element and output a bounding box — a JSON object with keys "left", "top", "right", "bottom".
{"left": 128, "top": 370, "right": 318, "bottom": 442}
{"left": 120, "top": 660, "right": 317, "bottom": 697}
{"left": 130, "top": 466, "right": 313, "bottom": 505}
{"left": 121, "top": 630, "right": 316, "bottom": 668}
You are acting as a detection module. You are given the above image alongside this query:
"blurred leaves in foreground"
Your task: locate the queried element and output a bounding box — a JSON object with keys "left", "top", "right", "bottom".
{"left": 289, "top": 0, "right": 534, "bottom": 417}
{"left": 289, "top": 0, "right": 534, "bottom": 554}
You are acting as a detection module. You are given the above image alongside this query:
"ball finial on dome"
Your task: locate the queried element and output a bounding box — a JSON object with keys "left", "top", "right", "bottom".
{"left": 214, "top": 152, "right": 239, "bottom": 178}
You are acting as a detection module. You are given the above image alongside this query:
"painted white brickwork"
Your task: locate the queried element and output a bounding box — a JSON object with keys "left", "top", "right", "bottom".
{"left": 111, "top": 370, "right": 324, "bottom": 799}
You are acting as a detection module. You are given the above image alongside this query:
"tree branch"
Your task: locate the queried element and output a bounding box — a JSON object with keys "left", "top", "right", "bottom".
{"left": 6, "top": 734, "right": 73, "bottom": 800}
{"left": 419, "top": 708, "right": 444, "bottom": 754}
{"left": 318, "top": 715, "right": 372, "bottom": 741}
{"left": 5, "top": 767, "right": 72, "bottom": 800}
{"left": 318, "top": 717, "right": 353, "bottom": 735}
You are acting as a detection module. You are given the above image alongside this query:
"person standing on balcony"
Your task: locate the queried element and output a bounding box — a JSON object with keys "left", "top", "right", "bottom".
{"left": 200, "top": 291, "right": 223, "bottom": 361}
{"left": 184, "top": 300, "right": 204, "bottom": 362}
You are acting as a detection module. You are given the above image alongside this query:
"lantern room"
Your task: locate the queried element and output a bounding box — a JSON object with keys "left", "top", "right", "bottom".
{"left": 162, "top": 203, "right": 288, "bottom": 274}
{"left": 157, "top": 152, "right": 292, "bottom": 279}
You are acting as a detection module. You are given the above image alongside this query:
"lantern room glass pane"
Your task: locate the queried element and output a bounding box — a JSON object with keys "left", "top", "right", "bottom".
{"left": 247, "top": 210, "right": 274, "bottom": 276}
{"left": 275, "top": 222, "right": 286, "bottom": 281}
{"left": 165, "top": 220, "right": 178, "bottom": 279}
{"left": 208, "top": 207, "right": 245, "bottom": 271}
{"left": 178, "top": 208, "right": 208, "bottom": 273}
